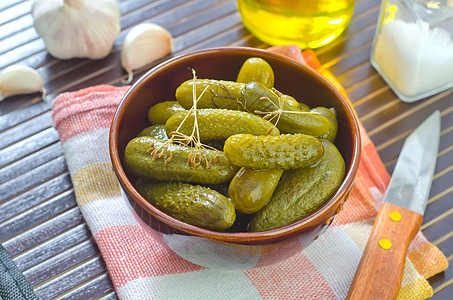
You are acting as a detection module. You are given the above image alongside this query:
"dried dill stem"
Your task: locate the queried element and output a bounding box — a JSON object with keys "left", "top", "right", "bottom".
{"left": 150, "top": 69, "right": 222, "bottom": 168}
{"left": 253, "top": 96, "right": 283, "bottom": 134}
{"left": 208, "top": 82, "right": 246, "bottom": 110}
{"left": 124, "top": 136, "right": 238, "bottom": 184}
{"left": 243, "top": 82, "right": 331, "bottom": 136}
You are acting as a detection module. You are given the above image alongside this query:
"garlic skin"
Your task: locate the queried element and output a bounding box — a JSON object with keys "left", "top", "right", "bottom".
{"left": 121, "top": 23, "right": 174, "bottom": 83}
{"left": 0, "top": 65, "right": 45, "bottom": 101}
{"left": 32, "top": 0, "right": 121, "bottom": 60}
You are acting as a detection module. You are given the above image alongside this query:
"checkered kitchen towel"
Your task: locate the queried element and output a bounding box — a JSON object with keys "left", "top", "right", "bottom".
{"left": 51, "top": 47, "right": 448, "bottom": 300}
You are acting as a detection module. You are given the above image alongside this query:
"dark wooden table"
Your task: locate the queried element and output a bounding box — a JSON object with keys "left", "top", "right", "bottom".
{"left": 0, "top": 0, "right": 451, "bottom": 299}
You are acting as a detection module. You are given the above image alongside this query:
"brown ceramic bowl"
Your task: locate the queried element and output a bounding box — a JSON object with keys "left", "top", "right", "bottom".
{"left": 110, "top": 47, "right": 361, "bottom": 270}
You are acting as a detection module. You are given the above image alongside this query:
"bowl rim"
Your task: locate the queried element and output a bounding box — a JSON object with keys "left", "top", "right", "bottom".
{"left": 109, "top": 46, "right": 362, "bottom": 244}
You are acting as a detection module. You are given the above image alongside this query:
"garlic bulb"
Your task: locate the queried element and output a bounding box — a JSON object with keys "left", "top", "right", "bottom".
{"left": 0, "top": 65, "right": 45, "bottom": 101}
{"left": 32, "top": 0, "right": 121, "bottom": 60}
{"left": 121, "top": 23, "right": 174, "bottom": 83}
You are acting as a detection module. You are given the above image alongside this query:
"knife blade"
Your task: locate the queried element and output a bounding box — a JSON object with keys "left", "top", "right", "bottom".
{"left": 347, "top": 110, "right": 441, "bottom": 300}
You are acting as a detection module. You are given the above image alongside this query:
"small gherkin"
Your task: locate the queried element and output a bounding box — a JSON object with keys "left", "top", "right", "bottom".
{"left": 165, "top": 108, "right": 279, "bottom": 142}
{"left": 136, "top": 179, "right": 236, "bottom": 231}
{"left": 223, "top": 133, "right": 324, "bottom": 170}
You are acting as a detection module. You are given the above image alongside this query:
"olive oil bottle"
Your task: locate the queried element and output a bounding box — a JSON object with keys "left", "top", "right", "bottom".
{"left": 237, "top": 0, "right": 355, "bottom": 49}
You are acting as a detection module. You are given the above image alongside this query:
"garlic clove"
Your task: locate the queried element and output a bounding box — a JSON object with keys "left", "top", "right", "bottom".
{"left": 32, "top": 0, "right": 121, "bottom": 60}
{"left": 121, "top": 23, "right": 174, "bottom": 83}
{"left": 0, "top": 65, "right": 45, "bottom": 101}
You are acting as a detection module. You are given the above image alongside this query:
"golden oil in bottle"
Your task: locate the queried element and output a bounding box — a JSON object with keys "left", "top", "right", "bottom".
{"left": 237, "top": 0, "right": 355, "bottom": 49}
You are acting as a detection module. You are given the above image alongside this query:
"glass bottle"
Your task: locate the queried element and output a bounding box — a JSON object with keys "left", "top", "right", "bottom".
{"left": 236, "top": 0, "right": 355, "bottom": 49}
{"left": 371, "top": 0, "right": 453, "bottom": 102}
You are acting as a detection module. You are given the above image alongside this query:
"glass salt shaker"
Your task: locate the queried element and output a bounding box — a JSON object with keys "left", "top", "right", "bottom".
{"left": 370, "top": 0, "right": 453, "bottom": 103}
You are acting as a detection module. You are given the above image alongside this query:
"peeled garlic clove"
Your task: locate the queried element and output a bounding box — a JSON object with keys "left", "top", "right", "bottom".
{"left": 32, "top": 0, "right": 121, "bottom": 60}
{"left": 0, "top": 65, "right": 45, "bottom": 101}
{"left": 121, "top": 23, "right": 174, "bottom": 83}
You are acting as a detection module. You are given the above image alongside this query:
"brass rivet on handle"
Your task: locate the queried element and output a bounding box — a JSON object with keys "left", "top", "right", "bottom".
{"left": 389, "top": 211, "right": 402, "bottom": 222}
{"left": 379, "top": 239, "right": 392, "bottom": 250}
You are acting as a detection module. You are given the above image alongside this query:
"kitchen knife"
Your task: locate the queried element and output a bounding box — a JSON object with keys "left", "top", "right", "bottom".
{"left": 347, "top": 110, "right": 441, "bottom": 300}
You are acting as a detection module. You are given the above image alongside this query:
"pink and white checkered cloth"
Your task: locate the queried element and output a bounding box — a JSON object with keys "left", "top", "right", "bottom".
{"left": 51, "top": 49, "right": 447, "bottom": 300}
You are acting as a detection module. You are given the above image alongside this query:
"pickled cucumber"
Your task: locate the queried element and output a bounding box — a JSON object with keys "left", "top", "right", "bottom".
{"left": 249, "top": 139, "right": 345, "bottom": 231}
{"left": 228, "top": 167, "right": 283, "bottom": 214}
{"left": 165, "top": 108, "right": 279, "bottom": 141}
{"left": 136, "top": 179, "right": 236, "bottom": 230}
{"left": 236, "top": 57, "right": 274, "bottom": 88}
{"left": 124, "top": 136, "right": 238, "bottom": 184}
{"left": 137, "top": 124, "right": 168, "bottom": 139}
{"left": 311, "top": 107, "right": 338, "bottom": 142}
{"left": 281, "top": 94, "right": 310, "bottom": 111}
{"left": 176, "top": 79, "right": 245, "bottom": 110}
{"left": 243, "top": 82, "right": 330, "bottom": 136}
{"left": 223, "top": 133, "right": 323, "bottom": 170}
{"left": 148, "top": 101, "right": 185, "bottom": 125}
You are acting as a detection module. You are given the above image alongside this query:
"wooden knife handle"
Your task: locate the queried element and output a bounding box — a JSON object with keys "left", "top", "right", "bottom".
{"left": 347, "top": 202, "right": 423, "bottom": 300}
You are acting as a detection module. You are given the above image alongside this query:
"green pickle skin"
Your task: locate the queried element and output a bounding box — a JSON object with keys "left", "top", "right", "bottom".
{"left": 136, "top": 179, "right": 236, "bottom": 231}
{"left": 236, "top": 57, "right": 274, "bottom": 88}
{"left": 176, "top": 79, "right": 245, "bottom": 110}
{"left": 281, "top": 94, "right": 309, "bottom": 111}
{"left": 311, "top": 107, "right": 338, "bottom": 142}
{"left": 137, "top": 124, "right": 168, "bottom": 139}
{"left": 228, "top": 167, "right": 283, "bottom": 214}
{"left": 124, "top": 136, "right": 238, "bottom": 184}
{"left": 243, "top": 82, "right": 330, "bottom": 136}
{"left": 165, "top": 108, "right": 279, "bottom": 141}
{"left": 224, "top": 133, "right": 324, "bottom": 170}
{"left": 148, "top": 101, "right": 185, "bottom": 125}
{"left": 249, "top": 139, "right": 346, "bottom": 232}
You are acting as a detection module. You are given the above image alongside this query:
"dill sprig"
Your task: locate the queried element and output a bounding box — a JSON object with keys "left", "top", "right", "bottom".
{"left": 253, "top": 88, "right": 319, "bottom": 135}
{"left": 148, "top": 69, "right": 221, "bottom": 168}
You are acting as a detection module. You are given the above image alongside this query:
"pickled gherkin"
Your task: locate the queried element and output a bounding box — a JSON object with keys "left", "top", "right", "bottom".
{"left": 148, "top": 101, "right": 185, "bottom": 125}
{"left": 124, "top": 136, "right": 238, "bottom": 184}
{"left": 228, "top": 167, "right": 283, "bottom": 214}
{"left": 176, "top": 79, "right": 245, "bottom": 110}
{"left": 236, "top": 57, "right": 274, "bottom": 88}
{"left": 137, "top": 124, "right": 168, "bottom": 139}
{"left": 243, "top": 82, "right": 330, "bottom": 136}
{"left": 224, "top": 133, "right": 323, "bottom": 170}
{"left": 311, "top": 107, "right": 338, "bottom": 142}
{"left": 281, "top": 94, "right": 310, "bottom": 111}
{"left": 249, "top": 139, "right": 345, "bottom": 232}
{"left": 165, "top": 108, "right": 279, "bottom": 141}
{"left": 136, "top": 179, "right": 236, "bottom": 230}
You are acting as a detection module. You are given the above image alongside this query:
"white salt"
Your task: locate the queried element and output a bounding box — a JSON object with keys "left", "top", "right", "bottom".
{"left": 372, "top": 20, "right": 453, "bottom": 102}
